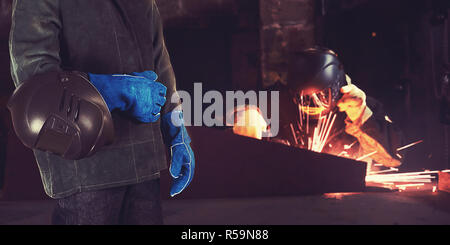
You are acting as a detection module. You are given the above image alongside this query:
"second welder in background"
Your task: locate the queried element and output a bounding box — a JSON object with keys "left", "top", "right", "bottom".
{"left": 268, "top": 47, "right": 404, "bottom": 169}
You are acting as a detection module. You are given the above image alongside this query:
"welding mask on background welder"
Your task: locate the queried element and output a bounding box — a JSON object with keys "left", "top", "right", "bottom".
{"left": 7, "top": 71, "right": 115, "bottom": 160}
{"left": 287, "top": 47, "right": 347, "bottom": 119}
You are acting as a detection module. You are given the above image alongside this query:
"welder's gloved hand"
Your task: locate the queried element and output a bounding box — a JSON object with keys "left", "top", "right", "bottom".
{"left": 88, "top": 71, "right": 167, "bottom": 123}
{"left": 161, "top": 110, "right": 195, "bottom": 197}
{"left": 337, "top": 84, "right": 373, "bottom": 123}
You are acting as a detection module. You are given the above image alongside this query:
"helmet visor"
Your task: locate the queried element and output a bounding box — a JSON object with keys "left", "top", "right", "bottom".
{"left": 297, "top": 88, "right": 332, "bottom": 116}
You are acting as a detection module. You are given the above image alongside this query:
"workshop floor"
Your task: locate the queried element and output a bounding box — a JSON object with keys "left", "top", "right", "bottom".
{"left": 1, "top": 191, "right": 450, "bottom": 225}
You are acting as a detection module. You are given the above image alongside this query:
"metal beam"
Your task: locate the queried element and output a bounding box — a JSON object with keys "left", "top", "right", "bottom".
{"left": 161, "top": 126, "right": 367, "bottom": 199}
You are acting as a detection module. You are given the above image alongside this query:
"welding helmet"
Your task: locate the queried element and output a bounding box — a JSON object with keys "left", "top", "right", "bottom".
{"left": 287, "top": 47, "right": 346, "bottom": 117}
{"left": 7, "top": 71, "right": 115, "bottom": 160}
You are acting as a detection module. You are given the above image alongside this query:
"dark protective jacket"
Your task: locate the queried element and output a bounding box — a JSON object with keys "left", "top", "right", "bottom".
{"left": 9, "top": 0, "right": 179, "bottom": 198}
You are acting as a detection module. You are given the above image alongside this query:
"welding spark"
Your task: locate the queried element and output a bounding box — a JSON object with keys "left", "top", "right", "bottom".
{"left": 344, "top": 141, "right": 357, "bottom": 150}
{"left": 384, "top": 115, "right": 393, "bottom": 123}
{"left": 368, "top": 172, "right": 429, "bottom": 180}
{"left": 396, "top": 140, "right": 424, "bottom": 152}
{"left": 337, "top": 151, "right": 348, "bottom": 157}
{"left": 369, "top": 168, "right": 399, "bottom": 175}
{"left": 320, "top": 113, "right": 337, "bottom": 151}
{"left": 396, "top": 183, "right": 426, "bottom": 187}
{"left": 365, "top": 170, "right": 450, "bottom": 192}
{"left": 395, "top": 183, "right": 425, "bottom": 190}
{"left": 298, "top": 95, "right": 303, "bottom": 127}
{"left": 308, "top": 112, "right": 336, "bottom": 153}
{"left": 306, "top": 105, "right": 310, "bottom": 134}
{"left": 356, "top": 151, "right": 377, "bottom": 161}
{"left": 377, "top": 170, "right": 440, "bottom": 176}
{"left": 290, "top": 123, "right": 298, "bottom": 145}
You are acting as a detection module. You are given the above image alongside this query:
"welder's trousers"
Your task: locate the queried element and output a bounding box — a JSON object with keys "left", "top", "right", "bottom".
{"left": 51, "top": 178, "right": 163, "bottom": 225}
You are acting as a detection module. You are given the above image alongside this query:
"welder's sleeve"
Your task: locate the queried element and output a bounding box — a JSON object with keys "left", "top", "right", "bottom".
{"left": 151, "top": 0, "right": 181, "bottom": 115}
{"left": 347, "top": 97, "right": 404, "bottom": 167}
{"left": 9, "top": 0, "right": 62, "bottom": 87}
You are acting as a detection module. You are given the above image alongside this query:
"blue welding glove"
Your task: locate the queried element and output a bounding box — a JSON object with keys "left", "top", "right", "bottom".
{"left": 88, "top": 71, "right": 167, "bottom": 123}
{"left": 161, "top": 111, "right": 195, "bottom": 197}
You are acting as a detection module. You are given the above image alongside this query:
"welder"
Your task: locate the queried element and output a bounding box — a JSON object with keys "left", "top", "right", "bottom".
{"left": 7, "top": 0, "right": 194, "bottom": 225}
{"left": 270, "top": 47, "right": 404, "bottom": 168}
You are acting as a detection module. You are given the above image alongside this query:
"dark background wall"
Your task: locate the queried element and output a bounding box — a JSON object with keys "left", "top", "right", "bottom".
{"left": 0, "top": 0, "right": 11, "bottom": 197}
{"left": 0, "top": 0, "right": 449, "bottom": 200}
{"left": 157, "top": 0, "right": 261, "bottom": 93}
{"left": 319, "top": 0, "right": 450, "bottom": 171}
{"left": 0, "top": 0, "right": 44, "bottom": 200}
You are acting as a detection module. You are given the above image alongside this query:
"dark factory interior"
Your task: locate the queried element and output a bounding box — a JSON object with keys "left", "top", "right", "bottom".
{"left": 0, "top": 0, "right": 450, "bottom": 225}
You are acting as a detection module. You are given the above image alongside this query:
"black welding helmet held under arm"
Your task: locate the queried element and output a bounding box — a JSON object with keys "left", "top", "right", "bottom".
{"left": 287, "top": 47, "right": 347, "bottom": 117}
{"left": 7, "top": 71, "right": 115, "bottom": 160}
